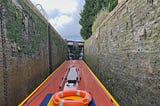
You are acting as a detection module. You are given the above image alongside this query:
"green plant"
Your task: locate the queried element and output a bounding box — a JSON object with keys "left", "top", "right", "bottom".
{"left": 92, "top": 9, "right": 109, "bottom": 33}
{"left": 79, "top": 0, "right": 118, "bottom": 40}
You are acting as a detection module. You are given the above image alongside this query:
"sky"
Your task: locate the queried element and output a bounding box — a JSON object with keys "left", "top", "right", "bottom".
{"left": 30, "top": 0, "right": 85, "bottom": 40}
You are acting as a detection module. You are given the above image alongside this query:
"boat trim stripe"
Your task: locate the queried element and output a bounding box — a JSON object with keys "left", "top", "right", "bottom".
{"left": 82, "top": 61, "right": 120, "bottom": 106}
{"left": 19, "top": 61, "right": 66, "bottom": 106}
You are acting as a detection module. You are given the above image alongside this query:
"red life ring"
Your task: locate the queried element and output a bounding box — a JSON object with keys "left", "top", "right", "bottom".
{"left": 53, "top": 90, "right": 92, "bottom": 106}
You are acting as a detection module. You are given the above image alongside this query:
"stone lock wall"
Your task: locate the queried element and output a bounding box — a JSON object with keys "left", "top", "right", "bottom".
{"left": 84, "top": 0, "right": 160, "bottom": 105}
{"left": 0, "top": 0, "right": 67, "bottom": 105}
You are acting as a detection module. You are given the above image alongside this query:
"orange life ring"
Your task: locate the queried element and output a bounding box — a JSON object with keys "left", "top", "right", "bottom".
{"left": 53, "top": 90, "right": 92, "bottom": 106}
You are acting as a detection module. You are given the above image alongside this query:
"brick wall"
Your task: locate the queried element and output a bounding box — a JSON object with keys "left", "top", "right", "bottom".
{"left": 0, "top": 0, "right": 67, "bottom": 105}
{"left": 84, "top": 0, "right": 160, "bottom": 105}
{"left": 0, "top": 21, "right": 4, "bottom": 106}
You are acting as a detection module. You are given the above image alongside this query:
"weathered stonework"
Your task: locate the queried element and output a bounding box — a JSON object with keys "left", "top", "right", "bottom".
{"left": 0, "top": 0, "right": 67, "bottom": 105}
{"left": 0, "top": 19, "right": 4, "bottom": 106}
{"left": 85, "top": 0, "right": 160, "bottom": 105}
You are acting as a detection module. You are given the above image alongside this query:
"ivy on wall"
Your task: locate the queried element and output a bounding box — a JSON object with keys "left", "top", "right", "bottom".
{"left": 51, "top": 29, "right": 66, "bottom": 48}
{"left": 3, "top": 0, "right": 67, "bottom": 57}
{"left": 4, "top": 0, "right": 48, "bottom": 56}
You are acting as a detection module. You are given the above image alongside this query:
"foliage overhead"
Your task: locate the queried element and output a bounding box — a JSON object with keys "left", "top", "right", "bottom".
{"left": 79, "top": 0, "right": 118, "bottom": 40}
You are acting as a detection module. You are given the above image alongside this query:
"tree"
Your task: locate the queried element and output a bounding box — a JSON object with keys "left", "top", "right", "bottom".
{"left": 79, "top": 0, "right": 118, "bottom": 40}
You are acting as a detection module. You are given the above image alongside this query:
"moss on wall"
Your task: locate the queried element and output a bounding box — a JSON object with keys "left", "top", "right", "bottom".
{"left": 4, "top": 0, "right": 48, "bottom": 56}
{"left": 85, "top": 0, "right": 160, "bottom": 105}
{"left": 1, "top": 0, "right": 67, "bottom": 105}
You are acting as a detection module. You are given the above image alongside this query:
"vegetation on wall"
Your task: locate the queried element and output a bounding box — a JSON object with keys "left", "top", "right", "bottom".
{"left": 79, "top": 0, "right": 118, "bottom": 40}
{"left": 4, "top": 0, "right": 66, "bottom": 57}
{"left": 92, "top": 9, "right": 109, "bottom": 33}
{"left": 51, "top": 29, "right": 66, "bottom": 48}
{"left": 84, "top": 0, "right": 160, "bottom": 105}
{"left": 4, "top": 0, "right": 48, "bottom": 56}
